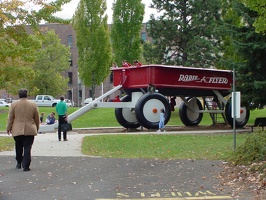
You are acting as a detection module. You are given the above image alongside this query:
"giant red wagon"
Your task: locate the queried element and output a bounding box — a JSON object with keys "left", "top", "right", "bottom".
{"left": 110, "top": 65, "right": 249, "bottom": 129}
{"left": 39, "top": 64, "right": 250, "bottom": 133}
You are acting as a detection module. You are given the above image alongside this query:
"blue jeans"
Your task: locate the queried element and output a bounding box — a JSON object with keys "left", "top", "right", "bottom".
{"left": 159, "top": 120, "right": 165, "bottom": 129}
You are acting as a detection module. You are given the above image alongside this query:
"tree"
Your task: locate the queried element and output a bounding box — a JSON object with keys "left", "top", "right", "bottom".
{"left": 0, "top": 26, "right": 38, "bottom": 94}
{"left": 111, "top": 0, "right": 145, "bottom": 65}
{"left": 0, "top": 0, "right": 71, "bottom": 94}
{"left": 148, "top": 0, "right": 223, "bottom": 68}
{"left": 221, "top": 1, "right": 266, "bottom": 108}
{"left": 30, "top": 30, "right": 70, "bottom": 96}
{"left": 241, "top": 0, "right": 266, "bottom": 33}
{"left": 143, "top": 41, "right": 160, "bottom": 64}
{"left": 73, "top": 0, "right": 112, "bottom": 98}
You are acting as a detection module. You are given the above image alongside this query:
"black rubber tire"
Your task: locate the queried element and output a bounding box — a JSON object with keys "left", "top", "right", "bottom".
{"left": 135, "top": 93, "right": 171, "bottom": 129}
{"left": 115, "top": 95, "right": 140, "bottom": 129}
{"left": 225, "top": 100, "right": 250, "bottom": 128}
{"left": 179, "top": 97, "right": 203, "bottom": 126}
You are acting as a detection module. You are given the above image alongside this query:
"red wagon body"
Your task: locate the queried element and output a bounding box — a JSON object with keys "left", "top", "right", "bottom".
{"left": 112, "top": 65, "right": 233, "bottom": 97}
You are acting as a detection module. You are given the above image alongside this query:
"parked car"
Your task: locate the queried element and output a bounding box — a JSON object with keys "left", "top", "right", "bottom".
{"left": 84, "top": 97, "right": 93, "bottom": 105}
{"left": 0, "top": 100, "right": 10, "bottom": 107}
{"left": 30, "top": 95, "right": 60, "bottom": 107}
{"left": 5, "top": 98, "right": 12, "bottom": 103}
{"left": 64, "top": 99, "right": 73, "bottom": 107}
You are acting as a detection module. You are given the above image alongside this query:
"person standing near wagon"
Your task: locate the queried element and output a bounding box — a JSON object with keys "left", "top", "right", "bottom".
{"left": 6, "top": 89, "right": 40, "bottom": 171}
{"left": 157, "top": 108, "right": 166, "bottom": 132}
{"left": 56, "top": 95, "right": 68, "bottom": 141}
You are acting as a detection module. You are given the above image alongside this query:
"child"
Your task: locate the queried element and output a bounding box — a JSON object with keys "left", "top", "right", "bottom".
{"left": 157, "top": 108, "right": 166, "bottom": 132}
{"left": 40, "top": 112, "right": 45, "bottom": 123}
{"left": 46, "top": 112, "right": 56, "bottom": 125}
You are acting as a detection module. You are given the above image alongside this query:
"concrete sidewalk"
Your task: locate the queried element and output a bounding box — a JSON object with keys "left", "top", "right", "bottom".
{"left": 0, "top": 131, "right": 88, "bottom": 157}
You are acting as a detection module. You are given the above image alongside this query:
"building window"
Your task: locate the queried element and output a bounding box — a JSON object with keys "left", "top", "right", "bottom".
{"left": 146, "top": 23, "right": 151, "bottom": 31}
{"left": 68, "top": 72, "right": 73, "bottom": 84}
{"left": 68, "top": 90, "right": 72, "bottom": 100}
{"left": 69, "top": 54, "right": 73, "bottom": 67}
{"left": 141, "top": 32, "right": 147, "bottom": 42}
{"left": 68, "top": 35, "right": 73, "bottom": 47}
{"left": 110, "top": 72, "right": 113, "bottom": 83}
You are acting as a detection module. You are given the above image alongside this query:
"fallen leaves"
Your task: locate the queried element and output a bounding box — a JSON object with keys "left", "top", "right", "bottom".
{"left": 218, "top": 161, "right": 266, "bottom": 199}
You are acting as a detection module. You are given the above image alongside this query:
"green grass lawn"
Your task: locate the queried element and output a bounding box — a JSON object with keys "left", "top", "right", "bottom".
{"left": 0, "top": 137, "right": 14, "bottom": 152}
{"left": 82, "top": 133, "right": 250, "bottom": 160}
{"left": 0, "top": 106, "right": 265, "bottom": 159}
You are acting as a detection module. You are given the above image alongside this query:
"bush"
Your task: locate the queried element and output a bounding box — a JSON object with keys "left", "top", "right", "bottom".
{"left": 228, "top": 131, "right": 266, "bottom": 165}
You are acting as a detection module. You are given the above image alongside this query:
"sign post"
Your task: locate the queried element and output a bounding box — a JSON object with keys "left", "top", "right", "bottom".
{"left": 232, "top": 68, "right": 241, "bottom": 150}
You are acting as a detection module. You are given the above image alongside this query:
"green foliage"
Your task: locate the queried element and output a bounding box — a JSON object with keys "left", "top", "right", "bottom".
{"left": 143, "top": 41, "right": 161, "bottom": 64}
{"left": 111, "top": 0, "right": 145, "bottom": 65}
{"left": 228, "top": 131, "right": 266, "bottom": 165}
{"left": 241, "top": 0, "right": 266, "bottom": 33}
{"left": 148, "top": 0, "right": 223, "bottom": 67}
{"left": 0, "top": 26, "right": 39, "bottom": 94}
{"left": 0, "top": 0, "right": 72, "bottom": 94}
{"left": 0, "top": 0, "right": 71, "bottom": 28}
{"left": 73, "top": 0, "right": 112, "bottom": 98}
{"left": 221, "top": 1, "right": 266, "bottom": 108}
{"left": 30, "top": 30, "right": 70, "bottom": 96}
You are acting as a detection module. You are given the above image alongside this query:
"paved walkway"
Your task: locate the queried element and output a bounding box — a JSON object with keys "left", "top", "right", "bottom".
{"left": 0, "top": 131, "right": 87, "bottom": 157}
{"left": 0, "top": 129, "right": 253, "bottom": 200}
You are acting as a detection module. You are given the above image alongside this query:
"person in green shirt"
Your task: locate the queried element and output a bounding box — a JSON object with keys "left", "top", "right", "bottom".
{"left": 56, "top": 95, "right": 68, "bottom": 141}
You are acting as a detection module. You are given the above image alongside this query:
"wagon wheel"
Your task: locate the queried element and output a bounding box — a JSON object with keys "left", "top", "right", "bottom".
{"left": 135, "top": 93, "right": 171, "bottom": 129}
{"left": 225, "top": 99, "right": 250, "bottom": 128}
{"left": 115, "top": 95, "right": 140, "bottom": 129}
{"left": 179, "top": 97, "right": 203, "bottom": 126}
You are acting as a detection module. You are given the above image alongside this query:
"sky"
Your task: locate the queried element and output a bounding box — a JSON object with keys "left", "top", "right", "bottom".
{"left": 54, "top": 0, "right": 157, "bottom": 23}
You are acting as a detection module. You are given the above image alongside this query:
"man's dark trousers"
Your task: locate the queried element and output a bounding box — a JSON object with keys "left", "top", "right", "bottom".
{"left": 13, "top": 135, "right": 34, "bottom": 169}
{"left": 58, "top": 115, "right": 67, "bottom": 141}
